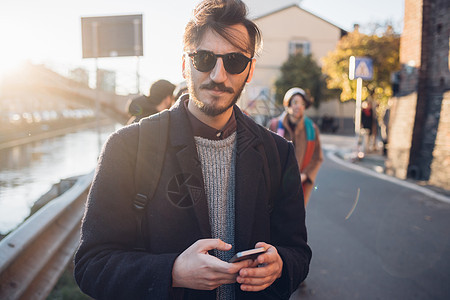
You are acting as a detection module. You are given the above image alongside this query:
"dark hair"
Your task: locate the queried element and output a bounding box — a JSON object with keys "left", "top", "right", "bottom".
{"left": 148, "top": 79, "right": 175, "bottom": 103}
{"left": 183, "top": 0, "right": 262, "bottom": 57}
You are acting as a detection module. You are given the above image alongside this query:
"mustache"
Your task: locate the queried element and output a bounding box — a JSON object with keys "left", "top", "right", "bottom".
{"left": 200, "top": 81, "right": 234, "bottom": 93}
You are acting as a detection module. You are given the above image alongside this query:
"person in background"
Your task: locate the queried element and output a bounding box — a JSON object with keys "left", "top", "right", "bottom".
{"left": 74, "top": 1, "right": 311, "bottom": 299}
{"left": 126, "top": 79, "right": 175, "bottom": 124}
{"left": 268, "top": 87, "right": 323, "bottom": 206}
{"left": 360, "top": 100, "right": 377, "bottom": 152}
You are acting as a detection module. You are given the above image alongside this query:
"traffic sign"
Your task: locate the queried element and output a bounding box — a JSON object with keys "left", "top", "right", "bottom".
{"left": 349, "top": 56, "right": 373, "bottom": 80}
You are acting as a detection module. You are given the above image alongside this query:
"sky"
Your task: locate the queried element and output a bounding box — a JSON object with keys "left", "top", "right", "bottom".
{"left": 0, "top": 0, "right": 404, "bottom": 95}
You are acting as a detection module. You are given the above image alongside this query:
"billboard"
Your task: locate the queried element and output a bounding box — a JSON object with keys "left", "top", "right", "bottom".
{"left": 81, "top": 14, "right": 143, "bottom": 58}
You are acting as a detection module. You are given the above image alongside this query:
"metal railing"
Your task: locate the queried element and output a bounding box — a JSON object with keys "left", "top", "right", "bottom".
{"left": 0, "top": 171, "right": 94, "bottom": 300}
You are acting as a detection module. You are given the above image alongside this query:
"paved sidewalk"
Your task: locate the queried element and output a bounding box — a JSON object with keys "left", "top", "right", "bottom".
{"left": 320, "top": 134, "right": 450, "bottom": 199}
{"left": 289, "top": 134, "right": 450, "bottom": 299}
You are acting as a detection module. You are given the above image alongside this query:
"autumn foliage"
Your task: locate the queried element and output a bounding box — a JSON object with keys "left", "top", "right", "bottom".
{"left": 322, "top": 26, "right": 400, "bottom": 111}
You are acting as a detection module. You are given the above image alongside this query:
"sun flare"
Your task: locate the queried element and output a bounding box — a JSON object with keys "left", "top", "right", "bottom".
{"left": 0, "top": 56, "right": 27, "bottom": 82}
{"left": 0, "top": 13, "right": 42, "bottom": 81}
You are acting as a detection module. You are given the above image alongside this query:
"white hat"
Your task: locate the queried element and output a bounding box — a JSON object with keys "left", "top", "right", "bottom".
{"left": 283, "top": 87, "right": 310, "bottom": 108}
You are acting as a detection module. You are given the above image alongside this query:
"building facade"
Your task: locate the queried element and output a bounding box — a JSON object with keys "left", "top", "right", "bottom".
{"left": 240, "top": 4, "right": 347, "bottom": 123}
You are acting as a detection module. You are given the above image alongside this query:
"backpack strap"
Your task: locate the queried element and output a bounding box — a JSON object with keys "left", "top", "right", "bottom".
{"left": 133, "top": 110, "right": 170, "bottom": 249}
{"left": 276, "top": 118, "right": 285, "bottom": 137}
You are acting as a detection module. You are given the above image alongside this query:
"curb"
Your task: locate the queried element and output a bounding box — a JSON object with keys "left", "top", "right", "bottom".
{"left": 326, "top": 150, "right": 450, "bottom": 205}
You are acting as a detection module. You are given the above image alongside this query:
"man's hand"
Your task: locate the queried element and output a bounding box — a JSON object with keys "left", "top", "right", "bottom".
{"left": 172, "top": 239, "right": 252, "bottom": 290}
{"left": 236, "top": 242, "right": 283, "bottom": 292}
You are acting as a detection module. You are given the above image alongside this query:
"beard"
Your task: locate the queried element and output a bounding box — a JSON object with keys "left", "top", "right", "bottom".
{"left": 187, "top": 76, "right": 247, "bottom": 117}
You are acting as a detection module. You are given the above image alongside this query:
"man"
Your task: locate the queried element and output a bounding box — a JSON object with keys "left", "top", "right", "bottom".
{"left": 268, "top": 88, "right": 323, "bottom": 206}
{"left": 126, "top": 79, "right": 175, "bottom": 124}
{"left": 360, "top": 100, "right": 376, "bottom": 153}
{"left": 74, "top": 1, "right": 311, "bottom": 299}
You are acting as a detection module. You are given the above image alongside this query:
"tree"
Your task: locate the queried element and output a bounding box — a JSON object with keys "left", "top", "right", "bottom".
{"left": 274, "top": 53, "right": 332, "bottom": 108}
{"left": 322, "top": 25, "right": 400, "bottom": 115}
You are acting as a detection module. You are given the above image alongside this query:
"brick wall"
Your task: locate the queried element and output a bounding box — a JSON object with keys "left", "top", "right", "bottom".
{"left": 428, "top": 0, "right": 450, "bottom": 88}
{"left": 386, "top": 94, "right": 417, "bottom": 179}
{"left": 387, "top": 0, "right": 450, "bottom": 190}
{"left": 429, "top": 91, "right": 450, "bottom": 189}
{"left": 398, "top": 0, "right": 423, "bottom": 94}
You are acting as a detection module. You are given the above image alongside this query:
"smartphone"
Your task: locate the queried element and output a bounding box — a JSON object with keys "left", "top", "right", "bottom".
{"left": 229, "top": 247, "right": 266, "bottom": 263}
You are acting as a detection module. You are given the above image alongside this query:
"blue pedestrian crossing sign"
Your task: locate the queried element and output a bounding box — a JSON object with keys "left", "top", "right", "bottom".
{"left": 349, "top": 56, "right": 373, "bottom": 80}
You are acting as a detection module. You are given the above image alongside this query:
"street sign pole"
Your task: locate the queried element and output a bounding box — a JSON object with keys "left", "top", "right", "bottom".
{"left": 81, "top": 13, "right": 144, "bottom": 120}
{"left": 133, "top": 18, "right": 141, "bottom": 94}
{"left": 349, "top": 56, "right": 373, "bottom": 135}
{"left": 355, "top": 77, "right": 362, "bottom": 135}
{"left": 349, "top": 56, "right": 373, "bottom": 158}
{"left": 136, "top": 57, "right": 140, "bottom": 94}
{"left": 92, "top": 21, "right": 102, "bottom": 154}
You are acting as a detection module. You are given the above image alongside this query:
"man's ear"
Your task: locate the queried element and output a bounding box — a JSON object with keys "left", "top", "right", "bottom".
{"left": 165, "top": 95, "right": 173, "bottom": 107}
{"left": 246, "top": 58, "right": 256, "bottom": 83}
{"left": 182, "top": 55, "right": 187, "bottom": 79}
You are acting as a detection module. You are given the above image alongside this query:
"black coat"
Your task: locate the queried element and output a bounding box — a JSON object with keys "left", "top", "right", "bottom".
{"left": 74, "top": 98, "right": 311, "bottom": 299}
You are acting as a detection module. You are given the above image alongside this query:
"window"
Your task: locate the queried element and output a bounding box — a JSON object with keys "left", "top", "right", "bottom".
{"left": 289, "top": 40, "right": 310, "bottom": 56}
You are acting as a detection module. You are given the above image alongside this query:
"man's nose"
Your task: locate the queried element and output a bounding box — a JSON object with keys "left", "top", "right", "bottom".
{"left": 209, "top": 57, "right": 227, "bottom": 83}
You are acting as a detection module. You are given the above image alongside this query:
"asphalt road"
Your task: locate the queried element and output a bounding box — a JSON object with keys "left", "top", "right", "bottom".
{"left": 290, "top": 136, "right": 450, "bottom": 300}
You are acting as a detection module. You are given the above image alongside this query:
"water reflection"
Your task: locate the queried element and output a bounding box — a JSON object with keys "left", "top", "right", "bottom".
{"left": 0, "top": 123, "right": 121, "bottom": 234}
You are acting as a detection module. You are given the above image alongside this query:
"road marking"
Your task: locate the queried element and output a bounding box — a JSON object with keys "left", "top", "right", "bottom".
{"left": 327, "top": 151, "right": 450, "bottom": 204}
{"left": 345, "top": 188, "right": 360, "bottom": 220}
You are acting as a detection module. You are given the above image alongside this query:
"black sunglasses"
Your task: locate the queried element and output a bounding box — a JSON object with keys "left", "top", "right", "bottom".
{"left": 187, "top": 50, "right": 252, "bottom": 74}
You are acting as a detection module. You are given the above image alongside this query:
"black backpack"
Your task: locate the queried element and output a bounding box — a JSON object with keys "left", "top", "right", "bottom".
{"left": 133, "top": 110, "right": 170, "bottom": 249}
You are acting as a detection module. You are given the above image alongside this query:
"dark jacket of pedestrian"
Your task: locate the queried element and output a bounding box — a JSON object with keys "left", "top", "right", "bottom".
{"left": 126, "top": 95, "right": 157, "bottom": 124}
{"left": 126, "top": 79, "right": 175, "bottom": 124}
{"left": 74, "top": 97, "right": 311, "bottom": 300}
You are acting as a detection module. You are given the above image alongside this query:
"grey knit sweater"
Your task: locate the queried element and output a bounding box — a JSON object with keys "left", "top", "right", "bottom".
{"left": 194, "top": 132, "right": 237, "bottom": 300}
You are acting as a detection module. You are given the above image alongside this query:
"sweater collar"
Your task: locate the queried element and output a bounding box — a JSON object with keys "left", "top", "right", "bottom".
{"left": 183, "top": 97, "right": 237, "bottom": 140}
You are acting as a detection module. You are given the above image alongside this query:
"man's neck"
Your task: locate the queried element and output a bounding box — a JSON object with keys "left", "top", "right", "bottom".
{"left": 187, "top": 100, "right": 233, "bottom": 130}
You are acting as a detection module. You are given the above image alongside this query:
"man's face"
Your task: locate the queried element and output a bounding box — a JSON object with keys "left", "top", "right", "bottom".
{"left": 182, "top": 24, "right": 255, "bottom": 117}
{"left": 287, "top": 94, "right": 306, "bottom": 120}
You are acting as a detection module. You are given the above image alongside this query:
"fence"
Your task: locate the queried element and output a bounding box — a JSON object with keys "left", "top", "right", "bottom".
{"left": 0, "top": 171, "right": 93, "bottom": 299}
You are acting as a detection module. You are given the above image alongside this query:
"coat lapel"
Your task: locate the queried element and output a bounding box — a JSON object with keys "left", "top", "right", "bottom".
{"left": 169, "top": 100, "right": 211, "bottom": 238}
{"left": 167, "top": 100, "right": 266, "bottom": 247}
{"left": 234, "top": 108, "right": 265, "bottom": 250}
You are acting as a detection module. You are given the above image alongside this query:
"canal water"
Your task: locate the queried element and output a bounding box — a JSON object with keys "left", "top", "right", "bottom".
{"left": 0, "top": 123, "right": 121, "bottom": 235}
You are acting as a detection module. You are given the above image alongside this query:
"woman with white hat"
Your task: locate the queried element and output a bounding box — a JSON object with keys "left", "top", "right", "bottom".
{"left": 268, "top": 87, "right": 323, "bottom": 206}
